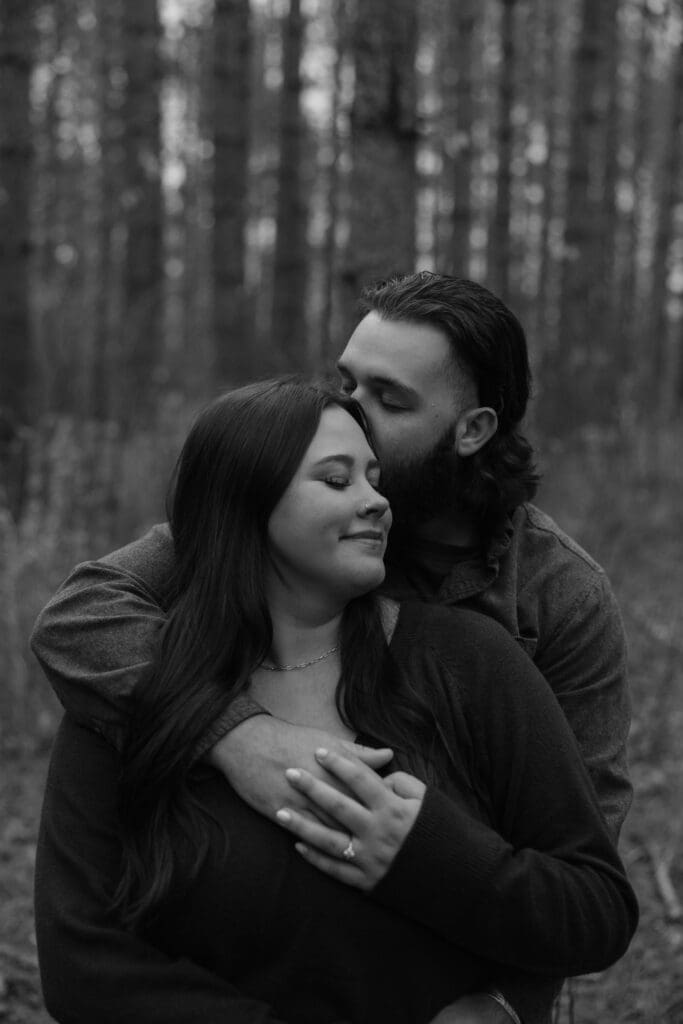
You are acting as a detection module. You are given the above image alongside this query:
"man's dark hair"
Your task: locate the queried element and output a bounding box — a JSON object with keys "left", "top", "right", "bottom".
{"left": 359, "top": 271, "right": 540, "bottom": 535}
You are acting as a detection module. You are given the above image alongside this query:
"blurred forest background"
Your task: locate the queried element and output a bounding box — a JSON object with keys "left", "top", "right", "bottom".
{"left": 0, "top": 0, "right": 682, "bottom": 1021}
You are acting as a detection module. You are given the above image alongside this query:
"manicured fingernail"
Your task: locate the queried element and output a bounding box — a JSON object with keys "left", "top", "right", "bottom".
{"left": 285, "top": 768, "right": 301, "bottom": 781}
{"left": 315, "top": 747, "right": 329, "bottom": 759}
{"left": 276, "top": 809, "right": 291, "bottom": 823}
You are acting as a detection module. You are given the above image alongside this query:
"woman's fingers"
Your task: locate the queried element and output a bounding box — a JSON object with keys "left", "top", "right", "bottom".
{"left": 278, "top": 758, "right": 426, "bottom": 891}
{"left": 275, "top": 805, "right": 358, "bottom": 861}
{"left": 383, "top": 771, "right": 426, "bottom": 800}
{"left": 312, "top": 748, "right": 387, "bottom": 807}
{"left": 284, "top": 767, "right": 367, "bottom": 829}
{"left": 293, "top": 843, "right": 369, "bottom": 890}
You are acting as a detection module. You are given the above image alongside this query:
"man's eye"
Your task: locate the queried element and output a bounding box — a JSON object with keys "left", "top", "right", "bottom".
{"left": 379, "top": 395, "right": 406, "bottom": 411}
{"left": 339, "top": 379, "right": 355, "bottom": 395}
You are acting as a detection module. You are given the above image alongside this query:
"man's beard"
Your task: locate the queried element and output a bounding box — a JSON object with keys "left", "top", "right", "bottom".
{"left": 380, "top": 423, "right": 469, "bottom": 528}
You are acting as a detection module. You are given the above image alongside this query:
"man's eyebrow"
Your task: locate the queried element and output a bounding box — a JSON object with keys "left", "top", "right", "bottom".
{"left": 367, "top": 375, "right": 418, "bottom": 400}
{"left": 336, "top": 362, "right": 418, "bottom": 401}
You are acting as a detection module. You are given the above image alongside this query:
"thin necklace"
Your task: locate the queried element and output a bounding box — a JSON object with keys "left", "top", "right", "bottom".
{"left": 260, "top": 644, "right": 340, "bottom": 672}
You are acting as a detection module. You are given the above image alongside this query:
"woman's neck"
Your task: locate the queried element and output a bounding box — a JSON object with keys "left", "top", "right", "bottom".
{"left": 266, "top": 590, "right": 344, "bottom": 669}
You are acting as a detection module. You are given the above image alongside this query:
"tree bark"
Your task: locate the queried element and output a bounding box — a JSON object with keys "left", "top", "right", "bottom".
{"left": 0, "top": 0, "right": 34, "bottom": 425}
{"left": 119, "top": 0, "right": 163, "bottom": 429}
{"left": 342, "top": 0, "right": 418, "bottom": 330}
{"left": 213, "top": 0, "right": 252, "bottom": 384}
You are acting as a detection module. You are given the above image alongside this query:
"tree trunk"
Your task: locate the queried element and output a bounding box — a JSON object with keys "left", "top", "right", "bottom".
{"left": 553, "top": 0, "right": 620, "bottom": 434}
{"left": 0, "top": 0, "right": 34, "bottom": 425}
{"left": 213, "top": 0, "right": 252, "bottom": 384}
{"left": 655, "top": 23, "right": 683, "bottom": 420}
{"left": 91, "top": 0, "right": 123, "bottom": 421}
{"left": 528, "top": 0, "right": 557, "bottom": 353}
{"left": 342, "top": 0, "right": 418, "bottom": 330}
{"left": 119, "top": 0, "right": 163, "bottom": 430}
{"left": 489, "top": 0, "right": 516, "bottom": 302}
{"left": 271, "top": 0, "right": 308, "bottom": 371}
{"left": 319, "top": 0, "right": 346, "bottom": 368}
{"left": 448, "top": 0, "right": 477, "bottom": 278}
{"left": 616, "top": 2, "right": 653, "bottom": 396}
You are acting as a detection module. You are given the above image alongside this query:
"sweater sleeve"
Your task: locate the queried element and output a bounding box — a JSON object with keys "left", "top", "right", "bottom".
{"left": 35, "top": 715, "right": 289, "bottom": 1024}
{"left": 29, "top": 524, "right": 265, "bottom": 752}
{"left": 372, "top": 611, "right": 638, "bottom": 979}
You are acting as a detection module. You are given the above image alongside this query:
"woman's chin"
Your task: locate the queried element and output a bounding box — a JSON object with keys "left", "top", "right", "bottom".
{"left": 343, "top": 562, "right": 386, "bottom": 597}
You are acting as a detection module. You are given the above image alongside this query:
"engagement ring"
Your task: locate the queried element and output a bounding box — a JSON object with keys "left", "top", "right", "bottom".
{"left": 341, "top": 839, "right": 356, "bottom": 861}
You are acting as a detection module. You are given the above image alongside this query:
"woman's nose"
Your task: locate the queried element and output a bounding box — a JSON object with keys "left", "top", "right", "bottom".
{"left": 359, "top": 493, "right": 390, "bottom": 519}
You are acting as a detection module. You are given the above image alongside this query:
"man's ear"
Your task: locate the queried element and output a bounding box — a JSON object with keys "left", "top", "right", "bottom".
{"left": 454, "top": 407, "right": 498, "bottom": 457}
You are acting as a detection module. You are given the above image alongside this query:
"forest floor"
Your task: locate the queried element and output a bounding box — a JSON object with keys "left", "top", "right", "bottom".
{"left": 1, "top": 449, "right": 682, "bottom": 1024}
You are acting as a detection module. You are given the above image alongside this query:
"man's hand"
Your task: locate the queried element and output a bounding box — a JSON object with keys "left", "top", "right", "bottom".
{"left": 429, "top": 993, "right": 519, "bottom": 1024}
{"left": 208, "top": 715, "right": 393, "bottom": 822}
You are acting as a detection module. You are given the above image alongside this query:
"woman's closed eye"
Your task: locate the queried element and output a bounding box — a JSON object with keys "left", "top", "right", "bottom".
{"left": 324, "top": 476, "right": 350, "bottom": 489}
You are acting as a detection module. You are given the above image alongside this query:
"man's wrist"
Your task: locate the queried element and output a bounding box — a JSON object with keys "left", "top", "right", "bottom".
{"left": 198, "top": 697, "right": 271, "bottom": 761}
{"left": 487, "top": 989, "right": 522, "bottom": 1024}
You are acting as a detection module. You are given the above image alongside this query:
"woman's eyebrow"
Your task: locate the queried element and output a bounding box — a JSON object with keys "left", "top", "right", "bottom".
{"left": 312, "top": 455, "right": 354, "bottom": 469}
{"left": 312, "top": 455, "right": 380, "bottom": 471}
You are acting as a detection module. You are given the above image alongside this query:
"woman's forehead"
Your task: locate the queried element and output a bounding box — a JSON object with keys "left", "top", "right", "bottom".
{"left": 302, "top": 406, "right": 375, "bottom": 464}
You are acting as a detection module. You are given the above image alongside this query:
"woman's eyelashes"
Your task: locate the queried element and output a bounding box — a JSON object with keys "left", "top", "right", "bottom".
{"left": 321, "top": 473, "right": 382, "bottom": 493}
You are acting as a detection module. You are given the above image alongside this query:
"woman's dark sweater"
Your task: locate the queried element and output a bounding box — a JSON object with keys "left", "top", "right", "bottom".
{"left": 34, "top": 603, "right": 638, "bottom": 1024}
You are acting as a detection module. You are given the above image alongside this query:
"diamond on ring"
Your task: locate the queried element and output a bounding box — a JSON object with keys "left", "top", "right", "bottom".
{"left": 341, "top": 839, "right": 356, "bottom": 861}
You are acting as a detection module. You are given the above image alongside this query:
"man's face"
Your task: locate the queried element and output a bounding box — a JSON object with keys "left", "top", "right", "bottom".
{"left": 337, "top": 312, "right": 477, "bottom": 525}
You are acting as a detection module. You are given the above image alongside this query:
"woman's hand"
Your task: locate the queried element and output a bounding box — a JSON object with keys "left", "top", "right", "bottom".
{"left": 275, "top": 747, "right": 426, "bottom": 890}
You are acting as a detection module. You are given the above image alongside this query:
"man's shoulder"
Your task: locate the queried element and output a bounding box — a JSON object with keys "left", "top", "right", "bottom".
{"left": 67, "top": 522, "right": 175, "bottom": 605}
{"left": 510, "top": 503, "right": 606, "bottom": 582}
{"left": 98, "top": 522, "right": 173, "bottom": 574}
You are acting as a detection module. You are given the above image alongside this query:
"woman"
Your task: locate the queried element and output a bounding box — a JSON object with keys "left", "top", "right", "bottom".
{"left": 35, "top": 378, "right": 638, "bottom": 1024}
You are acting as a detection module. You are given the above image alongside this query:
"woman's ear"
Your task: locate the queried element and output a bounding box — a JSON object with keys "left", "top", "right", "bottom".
{"left": 454, "top": 407, "right": 498, "bottom": 457}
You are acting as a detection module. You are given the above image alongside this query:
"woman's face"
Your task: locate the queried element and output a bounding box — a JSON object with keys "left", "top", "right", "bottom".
{"left": 267, "top": 405, "right": 392, "bottom": 604}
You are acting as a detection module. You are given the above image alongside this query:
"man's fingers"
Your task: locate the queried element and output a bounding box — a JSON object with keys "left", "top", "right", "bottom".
{"left": 344, "top": 742, "right": 393, "bottom": 768}
{"left": 284, "top": 767, "right": 367, "bottom": 828}
{"left": 313, "top": 748, "right": 388, "bottom": 806}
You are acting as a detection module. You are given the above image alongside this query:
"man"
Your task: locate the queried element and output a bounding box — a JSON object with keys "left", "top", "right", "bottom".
{"left": 31, "top": 272, "right": 632, "bottom": 1024}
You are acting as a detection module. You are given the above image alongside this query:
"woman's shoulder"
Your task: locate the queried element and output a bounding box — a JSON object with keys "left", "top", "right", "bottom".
{"left": 391, "top": 600, "right": 545, "bottom": 704}
{"left": 393, "top": 600, "right": 519, "bottom": 655}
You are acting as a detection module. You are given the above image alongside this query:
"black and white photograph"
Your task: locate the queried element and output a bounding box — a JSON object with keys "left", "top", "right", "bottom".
{"left": 1, "top": 1, "right": 682, "bottom": 1022}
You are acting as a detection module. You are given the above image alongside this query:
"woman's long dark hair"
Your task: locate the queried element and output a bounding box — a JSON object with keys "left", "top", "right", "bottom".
{"left": 114, "top": 377, "right": 456, "bottom": 929}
